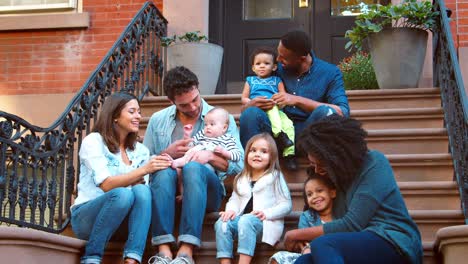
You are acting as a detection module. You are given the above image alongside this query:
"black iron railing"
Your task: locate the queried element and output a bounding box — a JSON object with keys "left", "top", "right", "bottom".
{"left": 0, "top": 1, "right": 167, "bottom": 233}
{"left": 433, "top": 0, "right": 468, "bottom": 223}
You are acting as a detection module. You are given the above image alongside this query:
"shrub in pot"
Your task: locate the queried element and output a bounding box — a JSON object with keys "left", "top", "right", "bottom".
{"left": 338, "top": 51, "right": 379, "bottom": 90}
{"left": 345, "top": 0, "right": 439, "bottom": 89}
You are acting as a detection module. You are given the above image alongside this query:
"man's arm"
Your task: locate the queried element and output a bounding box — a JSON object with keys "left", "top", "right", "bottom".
{"left": 272, "top": 92, "right": 343, "bottom": 116}
{"left": 272, "top": 67, "right": 348, "bottom": 116}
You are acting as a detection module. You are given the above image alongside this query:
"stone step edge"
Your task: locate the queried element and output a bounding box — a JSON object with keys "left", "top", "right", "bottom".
{"left": 142, "top": 88, "right": 441, "bottom": 104}
{"left": 291, "top": 153, "right": 453, "bottom": 168}
{"left": 204, "top": 210, "right": 464, "bottom": 223}
{"left": 286, "top": 181, "right": 459, "bottom": 192}
{"left": 193, "top": 241, "right": 437, "bottom": 256}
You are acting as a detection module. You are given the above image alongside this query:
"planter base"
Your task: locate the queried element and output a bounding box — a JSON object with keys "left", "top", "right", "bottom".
{"left": 368, "top": 28, "right": 428, "bottom": 89}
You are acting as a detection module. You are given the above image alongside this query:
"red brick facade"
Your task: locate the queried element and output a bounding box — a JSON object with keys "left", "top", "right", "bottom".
{"left": 0, "top": 0, "right": 163, "bottom": 95}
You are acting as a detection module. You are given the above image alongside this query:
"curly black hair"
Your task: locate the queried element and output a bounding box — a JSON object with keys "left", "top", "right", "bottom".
{"left": 163, "top": 66, "right": 199, "bottom": 101}
{"left": 250, "top": 46, "right": 277, "bottom": 66}
{"left": 297, "top": 115, "right": 368, "bottom": 190}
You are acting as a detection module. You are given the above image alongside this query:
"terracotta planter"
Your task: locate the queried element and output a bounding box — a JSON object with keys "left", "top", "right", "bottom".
{"left": 368, "top": 28, "right": 428, "bottom": 89}
{"left": 166, "top": 42, "right": 223, "bottom": 95}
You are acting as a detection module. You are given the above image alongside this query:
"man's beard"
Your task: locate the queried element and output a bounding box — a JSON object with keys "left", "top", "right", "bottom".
{"left": 283, "top": 64, "right": 302, "bottom": 76}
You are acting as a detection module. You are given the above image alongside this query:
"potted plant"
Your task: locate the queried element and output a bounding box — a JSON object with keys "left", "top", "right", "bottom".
{"left": 162, "top": 31, "right": 223, "bottom": 95}
{"left": 345, "top": 0, "right": 439, "bottom": 89}
{"left": 338, "top": 51, "right": 379, "bottom": 90}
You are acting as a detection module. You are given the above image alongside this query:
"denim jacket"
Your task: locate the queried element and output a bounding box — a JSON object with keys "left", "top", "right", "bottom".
{"left": 298, "top": 210, "right": 323, "bottom": 229}
{"left": 73, "top": 132, "right": 150, "bottom": 208}
{"left": 143, "top": 99, "right": 244, "bottom": 190}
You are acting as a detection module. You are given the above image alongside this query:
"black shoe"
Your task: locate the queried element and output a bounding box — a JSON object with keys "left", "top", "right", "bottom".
{"left": 283, "top": 155, "right": 298, "bottom": 171}
{"left": 275, "top": 131, "right": 294, "bottom": 150}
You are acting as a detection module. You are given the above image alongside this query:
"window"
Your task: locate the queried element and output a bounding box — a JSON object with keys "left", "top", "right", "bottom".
{"left": 0, "top": 0, "right": 88, "bottom": 31}
{"left": 0, "top": 0, "right": 76, "bottom": 12}
{"left": 331, "top": 0, "right": 389, "bottom": 16}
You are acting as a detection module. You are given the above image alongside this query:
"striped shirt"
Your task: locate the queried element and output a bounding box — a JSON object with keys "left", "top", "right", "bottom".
{"left": 192, "top": 130, "right": 242, "bottom": 161}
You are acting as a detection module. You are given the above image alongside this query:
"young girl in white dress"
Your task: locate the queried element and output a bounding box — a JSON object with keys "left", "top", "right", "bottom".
{"left": 214, "top": 133, "right": 292, "bottom": 264}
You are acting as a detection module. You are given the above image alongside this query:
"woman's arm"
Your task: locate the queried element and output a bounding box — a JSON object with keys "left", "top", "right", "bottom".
{"left": 283, "top": 225, "right": 324, "bottom": 251}
{"left": 100, "top": 154, "right": 172, "bottom": 192}
{"left": 324, "top": 152, "right": 396, "bottom": 233}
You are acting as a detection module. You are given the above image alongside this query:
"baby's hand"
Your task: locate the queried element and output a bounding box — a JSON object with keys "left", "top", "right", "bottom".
{"left": 214, "top": 146, "right": 230, "bottom": 159}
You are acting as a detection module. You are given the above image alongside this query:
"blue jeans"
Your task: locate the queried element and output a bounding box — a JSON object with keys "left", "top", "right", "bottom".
{"left": 239, "top": 105, "right": 337, "bottom": 147}
{"left": 295, "top": 231, "right": 406, "bottom": 264}
{"left": 71, "top": 185, "right": 152, "bottom": 264}
{"left": 214, "top": 214, "right": 263, "bottom": 258}
{"left": 150, "top": 161, "right": 224, "bottom": 247}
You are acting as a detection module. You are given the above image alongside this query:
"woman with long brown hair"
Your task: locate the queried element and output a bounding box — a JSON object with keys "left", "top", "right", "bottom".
{"left": 70, "top": 92, "right": 172, "bottom": 264}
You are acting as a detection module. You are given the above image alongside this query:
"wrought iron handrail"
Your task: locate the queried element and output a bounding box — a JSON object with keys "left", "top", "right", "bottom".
{"left": 0, "top": 1, "right": 167, "bottom": 233}
{"left": 433, "top": 0, "right": 468, "bottom": 223}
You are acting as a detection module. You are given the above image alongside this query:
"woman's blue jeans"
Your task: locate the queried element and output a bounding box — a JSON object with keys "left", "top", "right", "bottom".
{"left": 239, "top": 105, "right": 337, "bottom": 147}
{"left": 150, "top": 161, "right": 224, "bottom": 247}
{"left": 214, "top": 214, "right": 263, "bottom": 258}
{"left": 294, "top": 231, "right": 406, "bottom": 264}
{"left": 71, "top": 185, "right": 152, "bottom": 264}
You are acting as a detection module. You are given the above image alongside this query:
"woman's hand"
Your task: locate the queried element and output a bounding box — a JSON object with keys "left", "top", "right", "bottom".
{"left": 251, "top": 210, "right": 266, "bottom": 220}
{"left": 144, "top": 154, "right": 172, "bottom": 174}
{"left": 219, "top": 210, "right": 236, "bottom": 222}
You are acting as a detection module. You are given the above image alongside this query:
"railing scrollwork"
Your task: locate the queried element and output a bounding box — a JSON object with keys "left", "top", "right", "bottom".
{"left": 433, "top": 0, "right": 468, "bottom": 223}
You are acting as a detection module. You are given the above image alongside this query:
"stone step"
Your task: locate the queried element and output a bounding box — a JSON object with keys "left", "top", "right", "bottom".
{"left": 140, "top": 88, "right": 442, "bottom": 117}
{"left": 201, "top": 210, "right": 465, "bottom": 243}
{"left": 281, "top": 153, "right": 454, "bottom": 184}
{"left": 192, "top": 241, "right": 439, "bottom": 264}
{"left": 138, "top": 126, "right": 448, "bottom": 156}
{"left": 285, "top": 181, "right": 460, "bottom": 211}
{"left": 223, "top": 180, "right": 459, "bottom": 211}
{"left": 351, "top": 107, "right": 444, "bottom": 129}
{"left": 0, "top": 226, "right": 84, "bottom": 264}
{"left": 140, "top": 106, "right": 444, "bottom": 135}
{"left": 365, "top": 128, "right": 448, "bottom": 155}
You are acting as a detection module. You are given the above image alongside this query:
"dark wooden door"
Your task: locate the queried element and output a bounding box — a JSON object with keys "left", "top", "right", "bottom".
{"left": 223, "top": 0, "right": 311, "bottom": 94}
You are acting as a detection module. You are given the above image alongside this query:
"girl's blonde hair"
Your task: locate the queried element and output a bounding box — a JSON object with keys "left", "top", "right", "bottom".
{"left": 233, "top": 133, "right": 284, "bottom": 196}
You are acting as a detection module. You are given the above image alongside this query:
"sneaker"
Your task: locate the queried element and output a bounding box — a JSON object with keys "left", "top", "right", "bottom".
{"left": 148, "top": 253, "right": 172, "bottom": 264}
{"left": 170, "top": 254, "right": 195, "bottom": 264}
{"left": 283, "top": 155, "right": 298, "bottom": 171}
{"left": 275, "top": 131, "right": 294, "bottom": 151}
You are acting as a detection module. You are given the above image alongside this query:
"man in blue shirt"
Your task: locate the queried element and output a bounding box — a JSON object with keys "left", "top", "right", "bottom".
{"left": 239, "top": 30, "right": 350, "bottom": 170}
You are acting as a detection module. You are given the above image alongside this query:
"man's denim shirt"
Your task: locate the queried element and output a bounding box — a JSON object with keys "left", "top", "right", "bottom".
{"left": 277, "top": 52, "right": 350, "bottom": 121}
{"left": 143, "top": 98, "right": 244, "bottom": 192}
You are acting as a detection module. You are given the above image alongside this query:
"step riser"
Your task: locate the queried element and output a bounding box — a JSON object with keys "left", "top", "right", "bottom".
{"left": 348, "top": 97, "right": 441, "bottom": 110}
{"left": 200, "top": 216, "right": 464, "bottom": 244}
{"left": 140, "top": 90, "right": 442, "bottom": 116}
{"left": 288, "top": 191, "right": 460, "bottom": 211}
{"left": 281, "top": 164, "right": 454, "bottom": 184}
{"left": 367, "top": 138, "right": 448, "bottom": 155}
{"left": 360, "top": 118, "right": 443, "bottom": 130}
{"left": 140, "top": 115, "right": 445, "bottom": 134}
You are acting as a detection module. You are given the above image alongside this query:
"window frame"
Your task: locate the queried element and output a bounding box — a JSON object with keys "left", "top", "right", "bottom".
{"left": 0, "top": 0, "right": 77, "bottom": 13}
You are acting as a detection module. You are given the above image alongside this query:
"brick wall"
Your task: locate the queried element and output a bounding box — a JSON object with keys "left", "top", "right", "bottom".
{"left": 453, "top": 0, "right": 468, "bottom": 48}
{"left": 0, "top": 0, "right": 163, "bottom": 95}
